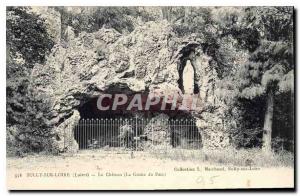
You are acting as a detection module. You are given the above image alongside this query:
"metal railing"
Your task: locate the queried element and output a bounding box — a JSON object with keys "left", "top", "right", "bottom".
{"left": 72, "top": 117, "right": 201, "bottom": 151}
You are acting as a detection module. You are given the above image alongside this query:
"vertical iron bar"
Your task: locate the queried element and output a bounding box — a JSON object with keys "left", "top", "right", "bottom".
{"left": 63, "top": 118, "right": 65, "bottom": 151}
{"left": 100, "top": 118, "right": 103, "bottom": 148}
{"left": 85, "top": 119, "right": 90, "bottom": 149}
{"left": 118, "top": 118, "right": 120, "bottom": 148}
{"left": 117, "top": 118, "right": 119, "bottom": 148}
{"left": 85, "top": 119, "right": 88, "bottom": 149}
{"left": 135, "top": 116, "right": 137, "bottom": 151}
{"left": 183, "top": 119, "right": 185, "bottom": 149}
{"left": 78, "top": 120, "right": 80, "bottom": 150}
{"left": 82, "top": 119, "right": 85, "bottom": 149}
{"left": 190, "top": 118, "right": 192, "bottom": 149}
{"left": 151, "top": 118, "right": 154, "bottom": 147}
{"left": 88, "top": 119, "right": 91, "bottom": 149}
{"left": 101, "top": 118, "right": 103, "bottom": 147}
{"left": 106, "top": 118, "right": 111, "bottom": 147}
{"left": 81, "top": 119, "right": 84, "bottom": 149}
{"left": 109, "top": 118, "right": 111, "bottom": 148}
{"left": 96, "top": 119, "right": 99, "bottom": 148}
{"left": 130, "top": 118, "right": 133, "bottom": 150}
{"left": 180, "top": 119, "right": 183, "bottom": 149}
{"left": 84, "top": 119, "right": 86, "bottom": 149}
{"left": 104, "top": 118, "right": 106, "bottom": 148}
{"left": 90, "top": 118, "right": 94, "bottom": 149}
{"left": 86, "top": 119, "right": 88, "bottom": 149}
{"left": 107, "top": 118, "right": 109, "bottom": 147}
{"left": 111, "top": 118, "right": 113, "bottom": 148}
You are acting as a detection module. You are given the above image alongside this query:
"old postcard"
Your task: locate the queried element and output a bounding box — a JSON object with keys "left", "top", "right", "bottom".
{"left": 6, "top": 6, "right": 294, "bottom": 190}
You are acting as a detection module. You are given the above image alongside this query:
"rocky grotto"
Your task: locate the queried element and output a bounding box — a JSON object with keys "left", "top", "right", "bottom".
{"left": 8, "top": 7, "right": 244, "bottom": 153}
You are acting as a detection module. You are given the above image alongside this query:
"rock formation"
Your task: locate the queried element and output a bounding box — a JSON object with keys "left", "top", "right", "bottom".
{"left": 143, "top": 114, "right": 171, "bottom": 150}
{"left": 26, "top": 10, "right": 232, "bottom": 152}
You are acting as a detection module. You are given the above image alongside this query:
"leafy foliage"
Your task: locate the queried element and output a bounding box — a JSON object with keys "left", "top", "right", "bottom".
{"left": 211, "top": 7, "right": 294, "bottom": 151}
{"left": 7, "top": 7, "right": 54, "bottom": 66}
{"left": 55, "top": 7, "right": 161, "bottom": 36}
{"left": 6, "top": 7, "right": 55, "bottom": 155}
{"left": 227, "top": 7, "right": 293, "bottom": 151}
{"left": 236, "top": 7, "right": 293, "bottom": 97}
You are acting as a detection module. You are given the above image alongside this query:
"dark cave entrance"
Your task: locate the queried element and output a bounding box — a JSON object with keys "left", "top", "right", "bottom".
{"left": 75, "top": 96, "right": 136, "bottom": 149}
{"left": 74, "top": 84, "right": 201, "bottom": 150}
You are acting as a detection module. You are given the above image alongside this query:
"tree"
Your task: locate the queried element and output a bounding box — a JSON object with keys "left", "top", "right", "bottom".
{"left": 6, "top": 7, "right": 54, "bottom": 66}
{"left": 7, "top": 6, "right": 54, "bottom": 123}
{"left": 54, "top": 7, "right": 142, "bottom": 36}
{"left": 6, "top": 7, "right": 54, "bottom": 154}
{"left": 235, "top": 7, "right": 294, "bottom": 153}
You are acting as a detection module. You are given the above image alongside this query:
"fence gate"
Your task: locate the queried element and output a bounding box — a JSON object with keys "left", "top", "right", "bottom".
{"left": 73, "top": 117, "right": 201, "bottom": 152}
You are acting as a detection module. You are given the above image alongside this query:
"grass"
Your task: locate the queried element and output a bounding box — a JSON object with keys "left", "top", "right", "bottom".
{"left": 7, "top": 143, "right": 294, "bottom": 168}
{"left": 148, "top": 147, "right": 294, "bottom": 167}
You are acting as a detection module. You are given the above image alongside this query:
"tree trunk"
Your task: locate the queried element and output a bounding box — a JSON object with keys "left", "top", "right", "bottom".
{"left": 161, "top": 7, "right": 172, "bottom": 21}
{"left": 184, "top": 7, "right": 190, "bottom": 23}
{"left": 262, "top": 90, "right": 274, "bottom": 153}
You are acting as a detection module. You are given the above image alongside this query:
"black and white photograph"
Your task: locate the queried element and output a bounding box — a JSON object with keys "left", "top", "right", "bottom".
{"left": 5, "top": 5, "right": 295, "bottom": 190}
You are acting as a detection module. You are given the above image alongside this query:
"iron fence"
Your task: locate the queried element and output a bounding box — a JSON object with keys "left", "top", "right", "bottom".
{"left": 71, "top": 117, "right": 202, "bottom": 151}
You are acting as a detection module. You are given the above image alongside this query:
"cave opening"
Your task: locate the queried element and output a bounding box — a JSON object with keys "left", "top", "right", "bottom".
{"left": 73, "top": 84, "right": 201, "bottom": 150}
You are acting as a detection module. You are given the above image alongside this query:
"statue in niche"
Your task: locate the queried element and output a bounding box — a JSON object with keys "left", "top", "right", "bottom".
{"left": 182, "top": 60, "right": 194, "bottom": 95}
